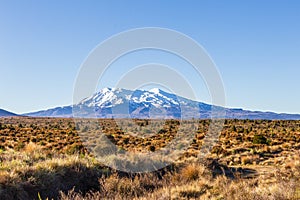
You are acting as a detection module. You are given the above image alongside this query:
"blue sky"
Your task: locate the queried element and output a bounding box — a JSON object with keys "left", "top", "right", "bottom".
{"left": 0, "top": 1, "right": 300, "bottom": 114}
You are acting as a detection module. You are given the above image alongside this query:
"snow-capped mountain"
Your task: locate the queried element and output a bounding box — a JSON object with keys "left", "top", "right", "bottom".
{"left": 74, "top": 87, "right": 199, "bottom": 119}
{"left": 79, "top": 88, "right": 180, "bottom": 108}
{"left": 24, "top": 87, "right": 300, "bottom": 120}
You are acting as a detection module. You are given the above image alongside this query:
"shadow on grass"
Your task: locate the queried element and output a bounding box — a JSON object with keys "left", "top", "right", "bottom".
{"left": 0, "top": 158, "right": 258, "bottom": 200}
{"left": 201, "top": 158, "right": 258, "bottom": 179}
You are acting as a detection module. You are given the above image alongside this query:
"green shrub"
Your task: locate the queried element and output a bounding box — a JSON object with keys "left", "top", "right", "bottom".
{"left": 253, "top": 134, "right": 269, "bottom": 145}
{"left": 16, "top": 141, "right": 25, "bottom": 150}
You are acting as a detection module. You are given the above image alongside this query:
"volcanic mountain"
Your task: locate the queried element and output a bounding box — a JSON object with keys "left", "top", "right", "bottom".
{"left": 24, "top": 88, "right": 300, "bottom": 120}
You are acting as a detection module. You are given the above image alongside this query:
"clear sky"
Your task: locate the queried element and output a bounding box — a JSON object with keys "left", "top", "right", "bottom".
{"left": 1, "top": 0, "right": 300, "bottom": 114}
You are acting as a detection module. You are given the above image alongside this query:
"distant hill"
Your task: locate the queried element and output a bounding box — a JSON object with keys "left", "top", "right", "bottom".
{"left": 24, "top": 106, "right": 73, "bottom": 118}
{"left": 0, "top": 109, "right": 18, "bottom": 117}
{"left": 24, "top": 88, "right": 300, "bottom": 120}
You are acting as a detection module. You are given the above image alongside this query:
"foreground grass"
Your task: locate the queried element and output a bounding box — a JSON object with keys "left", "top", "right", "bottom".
{"left": 0, "top": 117, "right": 300, "bottom": 199}
{"left": 0, "top": 143, "right": 107, "bottom": 200}
{"left": 0, "top": 143, "right": 299, "bottom": 200}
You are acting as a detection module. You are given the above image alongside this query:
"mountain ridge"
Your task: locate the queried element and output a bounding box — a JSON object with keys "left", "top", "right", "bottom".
{"left": 24, "top": 87, "right": 300, "bottom": 120}
{"left": 0, "top": 109, "right": 18, "bottom": 117}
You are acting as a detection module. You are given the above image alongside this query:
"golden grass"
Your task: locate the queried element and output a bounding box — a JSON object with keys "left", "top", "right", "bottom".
{"left": 0, "top": 117, "right": 299, "bottom": 199}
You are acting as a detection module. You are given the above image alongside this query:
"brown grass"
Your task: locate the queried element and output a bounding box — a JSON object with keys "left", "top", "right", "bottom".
{"left": 0, "top": 117, "right": 299, "bottom": 199}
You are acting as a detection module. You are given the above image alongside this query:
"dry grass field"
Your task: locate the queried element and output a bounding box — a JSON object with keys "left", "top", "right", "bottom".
{"left": 0, "top": 117, "right": 299, "bottom": 199}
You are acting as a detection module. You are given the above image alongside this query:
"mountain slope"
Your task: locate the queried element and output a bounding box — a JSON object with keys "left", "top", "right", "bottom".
{"left": 24, "top": 88, "right": 300, "bottom": 120}
{"left": 25, "top": 106, "right": 72, "bottom": 118}
{"left": 0, "top": 109, "right": 18, "bottom": 117}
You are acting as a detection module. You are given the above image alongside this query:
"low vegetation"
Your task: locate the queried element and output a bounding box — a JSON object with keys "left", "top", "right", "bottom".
{"left": 0, "top": 117, "right": 299, "bottom": 199}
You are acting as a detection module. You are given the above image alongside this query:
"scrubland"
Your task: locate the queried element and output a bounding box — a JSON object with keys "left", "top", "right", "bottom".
{"left": 0, "top": 117, "right": 299, "bottom": 199}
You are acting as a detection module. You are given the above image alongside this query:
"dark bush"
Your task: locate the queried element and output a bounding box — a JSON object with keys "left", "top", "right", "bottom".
{"left": 253, "top": 134, "right": 269, "bottom": 145}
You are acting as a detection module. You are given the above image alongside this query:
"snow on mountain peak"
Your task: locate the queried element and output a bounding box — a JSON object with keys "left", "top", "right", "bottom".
{"left": 100, "top": 87, "right": 113, "bottom": 93}
{"left": 78, "top": 87, "right": 182, "bottom": 109}
{"left": 149, "top": 88, "right": 161, "bottom": 94}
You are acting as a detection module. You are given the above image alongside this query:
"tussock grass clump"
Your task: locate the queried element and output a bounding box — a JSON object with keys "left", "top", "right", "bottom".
{"left": 180, "top": 163, "right": 205, "bottom": 182}
{"left": 0, "top": 146, "right": 106, "bottom": 200}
